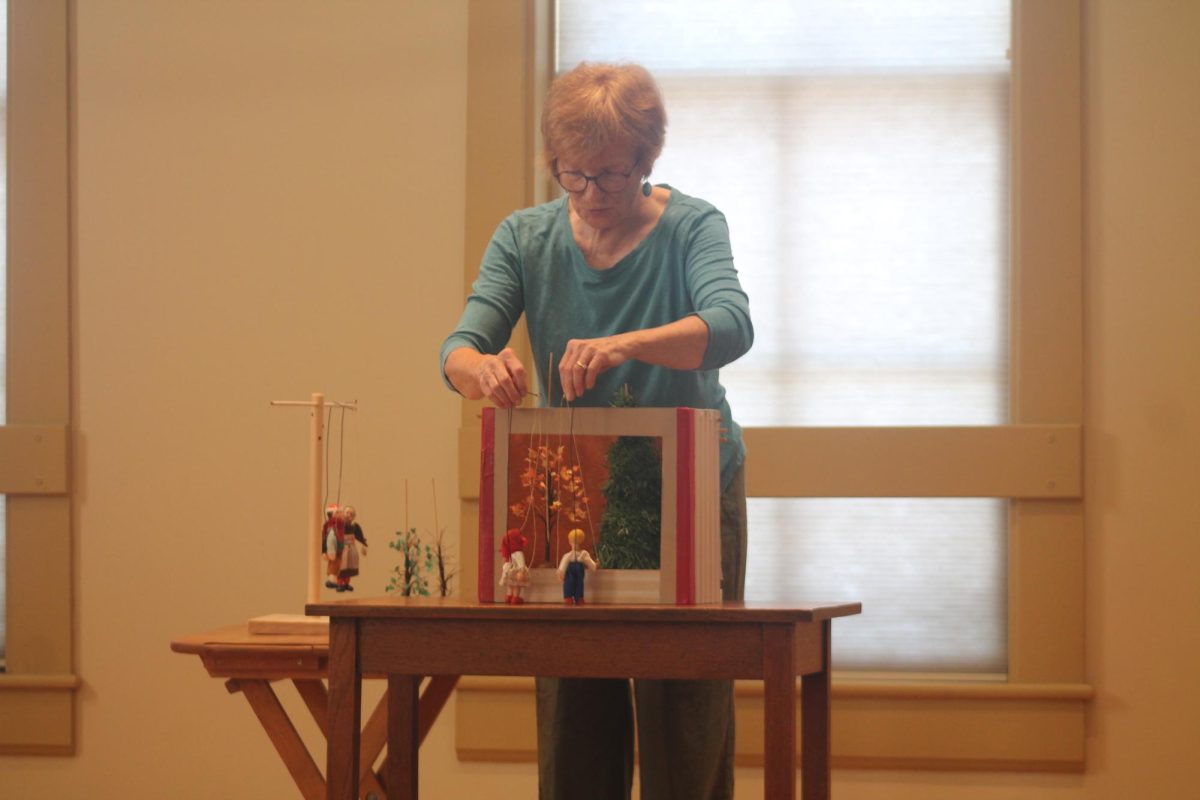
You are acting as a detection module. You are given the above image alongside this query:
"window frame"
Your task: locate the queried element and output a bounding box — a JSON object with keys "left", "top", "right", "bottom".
{"left": 0, "top": 0, "right": 76, "bottom": 756}
{"left": 454, "top": 0, "right": 1087, "bottom": 771}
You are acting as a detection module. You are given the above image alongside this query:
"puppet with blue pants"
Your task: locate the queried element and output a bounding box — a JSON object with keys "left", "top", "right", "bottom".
{"left": 557, "top": 528, "right": 598, "bottom": 605}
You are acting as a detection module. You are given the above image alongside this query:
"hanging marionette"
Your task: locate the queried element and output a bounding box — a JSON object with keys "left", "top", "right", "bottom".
{"left": 337, "top": 504, "right": 367, "bottom": 592}
{"left": 319, "top": 405, "right": 365, "bottom": 592}
{"left": 322, "top": 503, "right": 344, "bottom": 590}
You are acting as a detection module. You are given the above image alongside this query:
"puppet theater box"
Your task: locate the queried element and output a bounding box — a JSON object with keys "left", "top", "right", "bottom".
{"left": 478, "top": 406, "right": 722, "bottom": 605}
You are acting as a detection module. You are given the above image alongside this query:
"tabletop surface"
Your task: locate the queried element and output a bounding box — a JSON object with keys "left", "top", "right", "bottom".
{"left": 306, "top": 596, "right": 862, "bottom": 623}
{"left": 170, "top": 623, "right": 329, "bottom": 655}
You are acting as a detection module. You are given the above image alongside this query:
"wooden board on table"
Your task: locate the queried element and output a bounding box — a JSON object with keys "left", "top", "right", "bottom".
{"left": 248, "top": 613, "right": 330, "bottom": 635}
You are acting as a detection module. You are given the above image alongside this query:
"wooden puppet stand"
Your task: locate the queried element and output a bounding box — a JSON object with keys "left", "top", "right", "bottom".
{"left": 260, "top": 392, "right": 359, "bottom": 634}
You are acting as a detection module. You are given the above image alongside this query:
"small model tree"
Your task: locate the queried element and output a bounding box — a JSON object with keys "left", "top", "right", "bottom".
{"left": 387, "top": 480, "right": 456, "bottom": 597}
{"left": 596, "top": 385, "right": 662, "bottom": 569}
{"left": 386, "top": 527, "right": 433, "bottom": 597}
{"left": 509, "top": 443, "right": 589, "bottom": 566}
{"left": 431, "top": 525, "right": 457, "bottom": 597}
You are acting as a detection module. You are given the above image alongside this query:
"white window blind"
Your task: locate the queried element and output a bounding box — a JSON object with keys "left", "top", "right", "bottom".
{"left": 558, "top": 0, "right": 1011, "bottom": 672}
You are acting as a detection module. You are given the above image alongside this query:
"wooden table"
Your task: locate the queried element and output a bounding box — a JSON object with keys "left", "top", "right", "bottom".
{"left": 170, "top": 624, "right": 458, "bottom": 800}
{"left": 307, "top": 597, "right": 861, "bottom": 800}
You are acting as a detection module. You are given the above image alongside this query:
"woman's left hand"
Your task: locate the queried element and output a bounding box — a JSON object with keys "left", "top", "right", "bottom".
{"left": 558, "top": 335, "right": 630, "bottom": 402}
{"left": 555, "top": 317, "right": 709, "bottom": 402}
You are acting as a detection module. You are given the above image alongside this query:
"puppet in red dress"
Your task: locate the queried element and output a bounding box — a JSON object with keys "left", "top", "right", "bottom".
{"left": 499, "top": 528, "right": 530, "bottom": 604}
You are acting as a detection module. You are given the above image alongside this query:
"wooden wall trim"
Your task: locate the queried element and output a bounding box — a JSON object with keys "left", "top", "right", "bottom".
{"left": 454, "top": 677, "right": 1088, "bottom": 772}
{"left": 459, "top": 424, "right": 1082, "bottom": 500}
{"left": 0, "top": 425, "right": 69, "bottom": 494}
{"left": 2, "top": 0, "right": 77, "bottom": 757}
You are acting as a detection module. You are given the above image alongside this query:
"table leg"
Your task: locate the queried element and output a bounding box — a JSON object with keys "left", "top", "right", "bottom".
{"left": 239, "top": 679, "right": 325, "bottom": 800}
{"left": 327, "top": 618, "right": 362, "bottom": 800}
{"left": 386, "top": 675, "right": 421, "bottom": 800}
{"left": 800, "top": 620, "right": 832, "bottom": 800}
{"left": 763, "top": 623, "right": 797, "bottom": 800}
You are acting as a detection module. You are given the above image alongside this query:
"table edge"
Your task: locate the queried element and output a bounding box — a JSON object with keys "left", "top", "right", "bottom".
{"left": 305, "top": 600, "right": 862, "bottom": 624}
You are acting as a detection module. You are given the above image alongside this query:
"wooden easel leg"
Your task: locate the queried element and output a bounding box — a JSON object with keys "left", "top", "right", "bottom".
{"left": 359, "top": 687, "right": 391, "bottom": 797}
{"left": 417, "top": 675, "right": 459, "bottom": 745}
{"left": 763, "top": 624, "right": 798, "bottom": 800}
{"left": 800, "top": 620, "right": 832, "bottom": 800}
{"left": 294, "top": 679, "right": 331, "bottom": 735}
{"left": 239, "top": 679, "right": 325, "bottom": 800}
{"left": 296, "top": 678, "right": 388, "bottom": 800}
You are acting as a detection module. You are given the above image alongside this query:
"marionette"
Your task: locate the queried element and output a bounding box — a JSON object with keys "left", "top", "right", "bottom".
{"left": 336, "top": 505, "right": 367, "bottom": 592}
{"left": 499, "top": 527, "right": 531, "bottom": 605}
{"left": 557, "top": 528, "right": 598, "bottom": 605}
{"left": 322, "top": 503, "right": 343, "bottom": 590}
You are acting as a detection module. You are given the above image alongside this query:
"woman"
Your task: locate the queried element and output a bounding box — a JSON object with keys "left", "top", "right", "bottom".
{"left": 440, "top": 62, "right": 752, "bottom": 800}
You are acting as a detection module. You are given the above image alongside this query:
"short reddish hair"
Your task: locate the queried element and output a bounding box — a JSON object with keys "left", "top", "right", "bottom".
{"left": 541, "top": 62, "right": 667, "bottom": 176}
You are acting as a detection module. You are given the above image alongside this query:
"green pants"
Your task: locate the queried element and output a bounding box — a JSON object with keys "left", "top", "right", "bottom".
{"left": 536, "top": 464, "right": 748, "bottom": 800}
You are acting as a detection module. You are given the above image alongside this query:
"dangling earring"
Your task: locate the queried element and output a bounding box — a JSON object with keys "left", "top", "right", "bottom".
{"left": 641, "top": 181, "right": 652, "bottom": 197}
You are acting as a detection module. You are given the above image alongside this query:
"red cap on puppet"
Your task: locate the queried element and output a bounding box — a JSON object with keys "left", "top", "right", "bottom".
{"left": 324, "top": 504, "right": 345, "bottom": 536}
{"left": 500, "top": 528, "right": 527, "bottom": 560}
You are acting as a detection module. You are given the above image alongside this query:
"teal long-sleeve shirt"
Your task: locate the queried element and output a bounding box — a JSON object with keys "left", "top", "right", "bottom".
{"left": 440, "top": 186, "right": 753, "bottom": 488}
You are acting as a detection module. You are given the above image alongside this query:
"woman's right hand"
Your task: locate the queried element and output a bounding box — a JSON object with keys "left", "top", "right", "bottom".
{"left": 445, "top": 346, "right": 529, "bottom": 407}
{"left": 473, "top": 347, "right": 528, "bottom": 408}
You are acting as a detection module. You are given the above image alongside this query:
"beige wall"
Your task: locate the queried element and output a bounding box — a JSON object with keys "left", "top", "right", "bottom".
{"left": 4, "top": 1, "right": 474, "bottom": 796}
{"left": 1, "top": 0, "right": 1197, "bottom": 797}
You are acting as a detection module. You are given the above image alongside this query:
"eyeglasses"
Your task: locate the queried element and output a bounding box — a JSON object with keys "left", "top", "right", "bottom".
{"left": 553, "top": 167, "right": 635, "bottom": 194}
